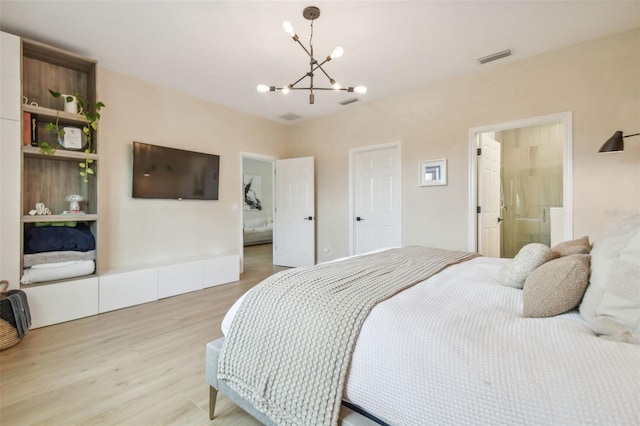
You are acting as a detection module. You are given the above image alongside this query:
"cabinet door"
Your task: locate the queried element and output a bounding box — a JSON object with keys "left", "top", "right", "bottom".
{"left": 203, "top": 255, "right": 239, "bottom": 288}
{"left": 23, "top": 277, "right": 99, "bottom": 328}
{"left": 158, "top": 261, "right": 203, "bottom": 299}
{"left": 99, "top": 268, "right": 158, "bottom": 313}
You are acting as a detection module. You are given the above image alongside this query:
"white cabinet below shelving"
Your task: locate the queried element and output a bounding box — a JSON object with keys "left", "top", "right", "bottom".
{"left": 158, "top": 261, "right": 204, "bottom": 299}
{"left": 99, "top": 268, "right": 158, "bottom": 313}
{"left": 23, "top": 276, "right": 99, "bottom": 328}
{"left": 204, "top": 256, "right": 240, "bottom": 288}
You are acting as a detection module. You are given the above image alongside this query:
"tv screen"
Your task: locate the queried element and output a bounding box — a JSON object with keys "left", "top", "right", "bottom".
{"left": 132, "top": 141, "right": 220, "bottom": 200}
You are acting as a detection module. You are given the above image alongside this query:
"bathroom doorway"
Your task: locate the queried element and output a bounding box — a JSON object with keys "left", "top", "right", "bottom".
{"left": 469, "top": 112, "right": 573, "bottom": 257}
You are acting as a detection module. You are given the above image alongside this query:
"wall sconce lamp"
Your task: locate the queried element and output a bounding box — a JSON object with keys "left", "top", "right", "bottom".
{"left": 598, "top": 131, "right": 640, "bottom": 152}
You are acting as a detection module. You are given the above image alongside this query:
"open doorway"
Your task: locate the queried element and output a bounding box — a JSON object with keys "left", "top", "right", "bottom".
{"left": 468, "top": 112, "right": 573, "bottom": 257}
{"left": 241, "top": 154, "right": 275, "bottom": 272}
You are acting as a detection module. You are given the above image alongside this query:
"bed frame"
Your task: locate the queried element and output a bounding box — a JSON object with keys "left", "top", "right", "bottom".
{"left": 206, "top": 337, "right": 384, "bottom": 425}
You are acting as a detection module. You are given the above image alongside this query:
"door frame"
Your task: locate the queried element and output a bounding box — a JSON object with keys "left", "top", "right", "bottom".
{"left": 348, "top": 141, "right": 402, "bottom": 255}
{"left": 467, "top": 112, "right": 573, "bottom": 252}
{"left": 239, "top": 152, "right": 277, "bottom": 272}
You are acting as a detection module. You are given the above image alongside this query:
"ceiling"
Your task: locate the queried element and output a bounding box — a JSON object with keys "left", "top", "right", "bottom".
{"left": 1, "top": 1, "right": 639, "bottom": 124}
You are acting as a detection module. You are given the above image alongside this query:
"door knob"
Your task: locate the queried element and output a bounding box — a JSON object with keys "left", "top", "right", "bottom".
{"left": 304, "top": 216, "right": 313, "bottom": 221}
{"left": 356, "top": 216, "right": 364, "bottom": 221}
{"left": 497, "top": 217, "right": 503, "bottom": 223}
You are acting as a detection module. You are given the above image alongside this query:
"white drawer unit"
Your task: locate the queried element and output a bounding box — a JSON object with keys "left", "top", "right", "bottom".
{"left": 23, "top": 277, "right": 99, "bottom": 328}
{"left": 158, "top": 260, "right": 204, "bottom": 299}
{"left": 203, "top": 255, "right": 240, "bottom": 288}
{"left": 99, "top": 268, "right": 158, "bottom": 313}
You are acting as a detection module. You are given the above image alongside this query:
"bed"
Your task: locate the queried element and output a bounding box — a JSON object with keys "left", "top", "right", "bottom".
{"left": 206, "top": 214, "right": 640, "bottom": 425}
{"left": 243, "top": 217, "right": 273, "bottom": 246}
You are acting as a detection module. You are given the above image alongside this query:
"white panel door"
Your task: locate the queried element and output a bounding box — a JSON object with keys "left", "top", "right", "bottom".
{"left": 353, "top": 146, "right": 401, "bottom": 255}
{"left": 274, "top": 157, "right": 315, "bottom": 267}
{"left": 479, "top": 134, "right": 502, "bottom": 257}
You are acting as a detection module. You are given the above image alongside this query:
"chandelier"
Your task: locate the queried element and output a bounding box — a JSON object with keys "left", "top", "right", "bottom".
{"left": 257, "top": 6, "right": 367, "bottom": 104}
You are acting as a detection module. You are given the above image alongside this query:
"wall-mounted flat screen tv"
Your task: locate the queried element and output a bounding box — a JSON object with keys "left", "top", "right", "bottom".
{"left": 132, "top": 141, "right": 220, "bottom": 200}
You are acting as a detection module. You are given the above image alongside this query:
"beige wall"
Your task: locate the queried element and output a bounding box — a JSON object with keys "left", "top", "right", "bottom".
{"left": 288, "top": 29, "right": 640, "bottom": 262}
{"left": 97, "top": 69, "right": 287, "bottom": 270}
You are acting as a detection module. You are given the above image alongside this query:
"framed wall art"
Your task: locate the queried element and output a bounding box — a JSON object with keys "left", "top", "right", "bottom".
{"left": 419, "top": 159, "right": 447, "bottom": 186}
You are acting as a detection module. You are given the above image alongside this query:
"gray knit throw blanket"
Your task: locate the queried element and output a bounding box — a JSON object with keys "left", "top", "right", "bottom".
{"left": 218, "top": 246, "right": 479, "bottom": 426}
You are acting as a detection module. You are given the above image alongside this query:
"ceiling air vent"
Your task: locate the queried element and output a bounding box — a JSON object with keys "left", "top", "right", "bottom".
{"left": 279, "top": 113, "right": 302, "bottom": 121}
{"left": 477, "top": 49, "right": 512, "bottom": 65}
{"left": 339, "top": 97, "right": 359, "bottom": 106}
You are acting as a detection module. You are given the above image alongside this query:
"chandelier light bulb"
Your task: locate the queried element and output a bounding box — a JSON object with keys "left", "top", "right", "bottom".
{"left": 330, "top": 79, "right": 341, "bottom": 90}
{"left": 354, "top": 85, "right": 367, "bottom": 94}
{"left": 282, "top": 21, "right": 295, "bottom": 37}
{"left": 257, "top": 84, "right": 270, "bottom": 93}
{"left": 330, "top": 46, "right": 344, "bottom": 59}
{"left": 281, "top": 86, "right": 291, "bottom": 94}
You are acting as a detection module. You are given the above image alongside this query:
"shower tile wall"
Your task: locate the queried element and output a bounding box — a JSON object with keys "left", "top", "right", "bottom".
{"left": 497, "top": 123, "right": 563, "bottom": 258}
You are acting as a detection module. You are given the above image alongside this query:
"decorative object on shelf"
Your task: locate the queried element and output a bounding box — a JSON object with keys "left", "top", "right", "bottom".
{"left": 61, "top": 94, "right": 82, "bottom": 114}
{"left": 29, "top": 113, "right": 38, "bottom": 148}
{"left": 65, "top": 194, "right": 84, "bottom": 212}
{"left": 419, "top": 159, "right": 448, "bottom": 187}
{"left": 22, "top": 96, "right": 38, "bottom": 107}
{"left": 46, "top": 90, "right": 105, "bottom": 182}
{"left": 22, "top": 111, "right": 31, "bottom": 146}
{"left": 598, "top": 130, "right": 640, "bottom": 152}
{"left": 58, "top": 126, "right": 86, "bottom": 150}
{"left": 28, "top": 202, "right": 51, "bottom": 216}
{"left": 256, "top": 6, "right": 367, "bottom": 105}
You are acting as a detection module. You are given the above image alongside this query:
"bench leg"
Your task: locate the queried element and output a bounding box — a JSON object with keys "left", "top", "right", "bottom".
{"left": 209, "top": 386, "right": 218, "bottom": 420}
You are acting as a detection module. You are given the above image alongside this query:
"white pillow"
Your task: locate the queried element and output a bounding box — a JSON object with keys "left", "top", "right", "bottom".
{"left": 244, "top": 217, "right": 267, "bottom": 228}
{"left": 579, "top": 214, "right": 640, "bottom": 344}
{"left": 499, "top": 243, "right": 559, "bottom": 289}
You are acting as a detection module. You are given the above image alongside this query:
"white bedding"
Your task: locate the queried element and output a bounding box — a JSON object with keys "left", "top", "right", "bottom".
{"left": 222, "top": 256, "right": 640, "bottom": 425}
{"left": 20, "top": 260, "right": 95, "bottom": 285}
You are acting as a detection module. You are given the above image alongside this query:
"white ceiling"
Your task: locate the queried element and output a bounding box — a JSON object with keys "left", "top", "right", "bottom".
{"left": 1, "top": 1, "right": 639, "bottom": 124}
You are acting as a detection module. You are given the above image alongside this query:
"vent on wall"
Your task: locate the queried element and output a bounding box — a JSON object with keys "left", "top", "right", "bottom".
{"left": 279, "top": 113, "right": 302, "bottom": 121}
{"left": 339, "top": 97, "right": 359, "bottom": 106}
{"left": 477, "top": 49, "right": 512, "bottom": 65}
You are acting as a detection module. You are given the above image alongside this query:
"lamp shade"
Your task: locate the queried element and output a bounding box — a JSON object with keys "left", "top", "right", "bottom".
{"left": 599, "top": 131, "right": 624, "bottom": 152}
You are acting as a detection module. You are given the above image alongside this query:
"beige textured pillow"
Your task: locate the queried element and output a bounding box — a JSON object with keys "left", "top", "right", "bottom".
{"left": 579, "top": 214, "right": 640, "bottom": 344}
{"left": 499, "top": 243, "right": 560, "bottom": 289}
{"left": 552, "top": 236, "right": 591, "bottom": 256}
{"left": 522, "top": 254, "right": 591, "bottom": 318}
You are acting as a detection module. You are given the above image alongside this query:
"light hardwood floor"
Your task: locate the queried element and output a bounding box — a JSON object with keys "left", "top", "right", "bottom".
{"left": 0, "top": 244, "right": 285, "bottom": 426}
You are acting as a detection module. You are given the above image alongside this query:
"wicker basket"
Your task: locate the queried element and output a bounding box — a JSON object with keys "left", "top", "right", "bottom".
{"left": 0, "top": 280, "right": 23, "bottom": 351}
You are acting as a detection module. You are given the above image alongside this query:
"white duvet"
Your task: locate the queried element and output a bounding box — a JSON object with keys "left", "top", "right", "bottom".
{"left": 222, "top": 256, "right": 640, "bottom": 425}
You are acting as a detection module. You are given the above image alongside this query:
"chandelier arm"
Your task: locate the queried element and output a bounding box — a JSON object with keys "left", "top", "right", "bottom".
{"left": 285, "top": 87, "right": 349, "bottom": 91}
{"left": 314, "top": 62, "right": 335, "bottom": 84}
{"left": 289, "top": 73, "right": 310, "bottom": 88}
{"left": 293, "top": 38, "right": 313, "bottom": 60}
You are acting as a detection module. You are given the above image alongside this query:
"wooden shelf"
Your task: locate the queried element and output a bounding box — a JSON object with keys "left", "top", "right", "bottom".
{"left": 22, "top": 104, "right": 86, "bottom": 125}
{"left": 22, "top": 145, "right": 98, "bottom": 161}
{"left": 23, "top": 214, "right": 98, "bottom": 223}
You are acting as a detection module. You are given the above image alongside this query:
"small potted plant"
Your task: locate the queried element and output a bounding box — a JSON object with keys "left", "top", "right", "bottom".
{"left": 44, "top": 90, "right": 105, "bottom": 183}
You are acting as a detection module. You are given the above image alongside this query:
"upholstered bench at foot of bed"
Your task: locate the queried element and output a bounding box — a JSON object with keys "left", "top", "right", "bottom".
{"left": 206, "top": 337, "right": 383, "bottom": 425}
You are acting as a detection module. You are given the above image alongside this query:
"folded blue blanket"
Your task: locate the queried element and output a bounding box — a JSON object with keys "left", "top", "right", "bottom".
{"left": 24, "top": 224, "right": 96, "bottom": 254}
